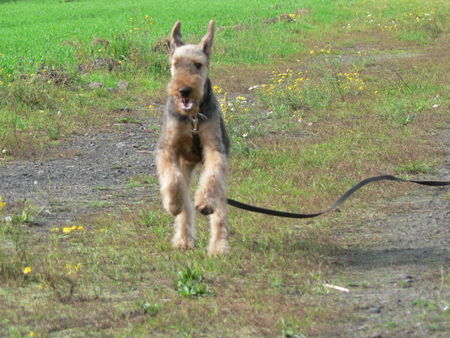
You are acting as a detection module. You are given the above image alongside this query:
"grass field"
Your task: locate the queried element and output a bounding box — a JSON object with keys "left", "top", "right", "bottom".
{"left": 1, "top": 0, "right": 449, "bottom": 336}
{"left": 1, "top": 0, "right": 447, "bottom": 154}
{"left": 1, "top": 0, "right": 446, "bottom": 73}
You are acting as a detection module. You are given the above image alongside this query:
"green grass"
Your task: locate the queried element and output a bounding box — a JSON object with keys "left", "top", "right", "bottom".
{"left": 1, "top": 0, "right": 447, "bottom": 73}
{"left": 0, "top": 0, "right": 299, "bottom": 73}
{"left": 0, "top": 0, "right": 449, "bottom": 336}
{"left": 1, "top": 0, "right": 448, "bottom": 154}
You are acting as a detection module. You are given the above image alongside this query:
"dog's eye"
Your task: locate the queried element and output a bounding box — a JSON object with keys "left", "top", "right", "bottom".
{"left": 194, "top": 62, "right": 202, "bottom": 70}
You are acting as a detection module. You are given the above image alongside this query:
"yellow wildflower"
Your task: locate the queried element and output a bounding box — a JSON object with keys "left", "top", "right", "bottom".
{"left": 65, "top": 263, "right": 82, "bottom": 275}
{"left": 0, "top": 195, "right": 6, "bottom": 211}
{"left": 235, "top": 96, "right": 247, "bottom": 101}
{"left": 29, "top": 331, "right": 36, "bottom": 337}
{"left": 23, "top": 267, "right": 32, "bottom": 275}
{"left": 50, "top": 227, "right": 60, "bottom": 232}
{"left": 62, "top": 225, "right": 84, "bottom": 234}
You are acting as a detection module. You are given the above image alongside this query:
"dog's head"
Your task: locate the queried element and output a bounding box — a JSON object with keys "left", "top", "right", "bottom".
{"left": 167, "top": 21, "right": 215, "bottom": 115}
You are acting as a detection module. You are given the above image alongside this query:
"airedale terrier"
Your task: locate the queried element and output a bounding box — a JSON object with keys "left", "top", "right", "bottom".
{"left": 155, "top": 21, "right": 231, "bottom": 255}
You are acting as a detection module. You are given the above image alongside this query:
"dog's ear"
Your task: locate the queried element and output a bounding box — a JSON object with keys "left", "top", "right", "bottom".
{"left": 170, "top": 21, "right": 184, "bottom": 54}
{"left": 200, "top": 20, "right": 215, "bottom": 61}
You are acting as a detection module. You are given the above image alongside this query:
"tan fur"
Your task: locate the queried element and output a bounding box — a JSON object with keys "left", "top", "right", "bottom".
{"left": 155, "top": 21, "right": 230, "bottom": 256}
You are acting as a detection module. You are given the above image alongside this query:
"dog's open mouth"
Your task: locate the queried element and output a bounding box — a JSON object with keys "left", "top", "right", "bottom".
{"left": 181, "top": 98, "right": 195, "bottom": 112}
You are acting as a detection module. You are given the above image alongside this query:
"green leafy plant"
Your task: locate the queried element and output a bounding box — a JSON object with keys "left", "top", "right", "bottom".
{"left": 176, "top": 267, "right": 210, "bottom": 297}
{"left": 141, "top": 301, "right": 160, "bottom": 316}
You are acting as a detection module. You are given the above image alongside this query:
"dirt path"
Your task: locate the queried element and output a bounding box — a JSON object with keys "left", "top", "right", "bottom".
{"left": 0, "top": 116, "right": 158, "bottom": 227}
{"left": 0, "top": 114, "right": 448, "bottom": 336}
{"left": 325, "top": 158, "right": 449, "bottom": 337}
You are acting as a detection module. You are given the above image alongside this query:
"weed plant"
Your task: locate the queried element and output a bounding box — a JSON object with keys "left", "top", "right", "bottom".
{"left": 176, "top": 267, "right": 210, "bottom": 297}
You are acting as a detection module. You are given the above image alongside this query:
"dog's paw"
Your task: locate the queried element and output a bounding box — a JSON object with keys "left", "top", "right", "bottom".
{"left": 163, "top": 197, "right": 182, "bottom": 216}
{"left": 163, "top": 200, "right": 183, "bottom": 216}
{"left": 195, "top": 192, "right": 216, "bottom": 215}
{"left": 195, "top": 202, "right": 215, "bottom": 215}
{"left": 161, "top": 176, "right": 184, "bottom": 216}
{"left": 172, "top": 236, "right": 195, "bottom": 250}
{"left": 208, "top": 239, "right": 230, "bottom": 256}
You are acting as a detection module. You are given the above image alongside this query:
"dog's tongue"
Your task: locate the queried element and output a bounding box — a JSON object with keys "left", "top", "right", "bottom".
{"left": 182, "top": 98, "right": 194, "bottom": 111}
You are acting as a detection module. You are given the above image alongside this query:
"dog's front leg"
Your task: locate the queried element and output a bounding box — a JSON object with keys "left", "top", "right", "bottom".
{"left": 156, "top": 150, "right": 196, "bottom": 249}
{"left": 194, "top": 137, "right": 230, "bottom": 255}
{"left": 195, "top": 145, "right": 228, "bottom": 216}
{"left": 155, "top": 148, "right": 185, "bottom": 217}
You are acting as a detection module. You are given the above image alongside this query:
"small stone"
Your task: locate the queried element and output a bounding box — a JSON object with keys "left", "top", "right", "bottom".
{"left": 367, "top": 305, "right": 383, "bottom": 314}
{"left": 88, "top": 81, "right": 104, "bottom": 89}
{"left": 118, "top": 80, "right": 129, "bottom": 91}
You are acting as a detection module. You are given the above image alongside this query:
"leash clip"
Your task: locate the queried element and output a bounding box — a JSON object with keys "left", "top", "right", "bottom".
{"left": 190, "top": 113, "right": 207, "bottom": 134}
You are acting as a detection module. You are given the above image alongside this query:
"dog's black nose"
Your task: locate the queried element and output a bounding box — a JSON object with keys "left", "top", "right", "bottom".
{"left": 179, "top": 87, "right": 192, "bottom": 97}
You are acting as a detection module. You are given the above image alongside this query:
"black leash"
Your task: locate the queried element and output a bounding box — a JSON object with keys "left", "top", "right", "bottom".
{"left": 227, "top": 175, "right": 450, "bottom": 219}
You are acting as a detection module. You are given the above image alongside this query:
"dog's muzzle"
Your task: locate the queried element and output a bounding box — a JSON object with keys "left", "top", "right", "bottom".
{"left": 179, "top": 87, "right": 195, "bottom": 112}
